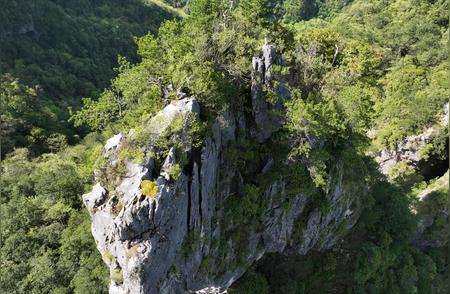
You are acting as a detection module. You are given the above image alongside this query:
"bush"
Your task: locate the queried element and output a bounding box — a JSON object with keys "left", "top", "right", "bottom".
{"left": 110, "top": 268, "right": 123, "bottom": 285}
{"left": 228, "top": 184, "right": 262, "bottom": 226}
{"left": 229, "top": 269, "right": 270, "bottom": 294}
{"left": 168, "top": 164, "right": 182, "bottom": 180}
{"left": 102, "top": 250, "right": 116, "bottom": 265}
{"left": 141, "top": 180, "right": 158, "bottom": 198}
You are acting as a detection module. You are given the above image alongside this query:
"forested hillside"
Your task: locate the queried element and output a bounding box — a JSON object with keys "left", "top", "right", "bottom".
{"left": 1, "top": 0, "right": 448, "bottom": 293}
{"left": 1, "top": 1, "right": 176, "bottom": 292}
{"left": 0, "top": 0, "right": 177, "bottom": 156}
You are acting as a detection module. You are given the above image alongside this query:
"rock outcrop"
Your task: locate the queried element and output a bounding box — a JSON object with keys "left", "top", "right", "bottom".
{"left": 251, "top": 42, "right": 290, "bottom": 142}
{"left": 375, "top": 103, "right": 448, "bottom": 179}
{"left": 83, "top": 45, "right": 361, "bottom": 294}
{"left": 83, "top": 95, "right": 359, "bottom": 293}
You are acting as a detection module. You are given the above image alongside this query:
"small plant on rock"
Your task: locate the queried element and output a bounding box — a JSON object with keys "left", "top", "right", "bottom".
{"left": 168, "top": 164, "right": 182, "bottom": 180}
{"left": 103, "top": 250, "right": 116, "bottom": 265}
{"left": 141, "top": 180, "right": 158, "bottom": 198}
{"left": 110, "top": 268, "right": 124, "bottom": 285}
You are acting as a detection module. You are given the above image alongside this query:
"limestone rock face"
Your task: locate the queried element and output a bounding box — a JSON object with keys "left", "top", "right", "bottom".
{"left": 82, "top": 40, "right": 368, "bottom": 293}
{"left": 105, "top": 133, "right": 124, "bottom": 154}
{"left": 251, "top": 43, "right": 290, "bottom": 143}
{"left": 374, "top": 103, "right": 448, "bottom": 178}
{"left": 83, "top": 94, "right": 360, "bottom": 294}
{"left": 374, "top": 127, "right": 434, "bottom": 176}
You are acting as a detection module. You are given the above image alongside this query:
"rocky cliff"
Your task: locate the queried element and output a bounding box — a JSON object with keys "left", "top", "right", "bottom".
{"left": 83, "top": 45, "right": 361, "bottom": 293}
{"left": 374, "top": 103, "right": 448, "bottom": 180}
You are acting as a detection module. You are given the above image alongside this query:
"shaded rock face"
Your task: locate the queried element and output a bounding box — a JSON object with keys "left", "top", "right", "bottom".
{"left": 251, "top": 42, "right": 290, "bottom": 143}
{"left": 83, "top": 47, "right": 359, "bottom": 294}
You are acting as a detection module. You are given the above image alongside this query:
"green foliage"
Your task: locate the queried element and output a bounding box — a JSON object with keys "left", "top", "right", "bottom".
{"left": 229, "top": 269, "right": 270, "bottom": 294}
{"left": 70, "top": 55, "right": 164, "bottom": 132}
{"left": 181, "top": 231, "right": 201, "bottom": 257}
{"left": 59, "top": 210, "right": 109, "bottom": 293}
{"left": 168, "top": 164, "right": 183, "bottom": 180}
{"left": 331, "top": 0, "right": 448, "bottom": 149}
{"left": 0, "top": 74, "right": 65, "bottom": 156}
{"left": 227, "top": 184, "right": 263, "bottom": 226}
{"left": 423, "top": 125, "right": 448, "bottom": 161}
{"left": 95, "top": 158, "right": 129, "bottom": 191}
{"left": 410, "top": 172, "right": 450, "bottom": 248}
{"left": 285, "top": 96, "right": 343, "bottom": 188}
{"left": 375, "top": 58, "right": 445, "bottom": 148}
{"left": 1, "top": 0, "right": 177, "bottom": 154}
{"left": 110, "top": 268, "right": 124, "bottom": 285}
{"left": 119, "top": 145, "right": 145, "bottom": 164}
{"left": 347, "top": 181, "right": 428, "bottom": 293}
{"left": 159, "top": 112, "right": 206, "bottom": 161}
{"left": 244, "top": 252, "right": 337, "bottom": 293}
{"left": 197, "top": 255, "right": 213, "bottom": 274}
{"left": 283, "top": 0, "right": 318, "bottom": 22}
{"left": 2, "top": 0, "right": 449, "bottom": 292}
{"left": 74, "top": 0, "right": 293, "bottom": 129}
{"left": 70, "top": 92, "right": 122, "bottom": 132}
{"left": 281, "top": 0, "right": 352, "bottom": 22}
{"left": 0, "top": 144, "right": 108, "bottom": 293}
{"left": 141, "top": 180, "right": 159, "bottom": 198}
{"left": 238, "top": 176, "right": 442, "bottom": 293}
{"left": 102, "top": 250, "right": 116, "bottom": 265}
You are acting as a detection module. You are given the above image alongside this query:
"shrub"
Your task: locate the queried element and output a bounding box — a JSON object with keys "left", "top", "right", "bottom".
{"left": 141, "top": 180, "right": 158, "bottom": 198}
{"left": 119, "top": 146, "right": 145, "bottom": 163}
{"left": 229, "top": 269, "right": 270, "bottom": 294}
{"left": 228, "top": 184, "right": 262, "bottom": 226}
{"left": 110, "top": 268, "right": 123, "bottom": 285}
{"left": 168, "top": 164, "right": 182, "bottom": 180}
{"left": 102, "top": 250, "right": 116, "bottom": 265}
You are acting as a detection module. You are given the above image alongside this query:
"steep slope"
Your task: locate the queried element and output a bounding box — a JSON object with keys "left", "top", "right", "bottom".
{"left": 83, "top": 45, "right": 364, "bottom": 293}
{"left": 0, "top": 0, "right": 178, "bottom": 156}
{"left": 78, "top": 0, "right": 448, "bottom": 292}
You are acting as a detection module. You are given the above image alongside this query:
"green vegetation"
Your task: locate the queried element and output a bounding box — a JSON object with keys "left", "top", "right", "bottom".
{"left": 147, "top": 0, "right": 188, "bottom": 17}
{"left": 244, "top": 178, "right": 444, "bottom": 293}
{"left": 229, "top": 269, "right": 270, "bottom": 294}
{"left": 226, "top": 184, "right": 264, "bottom": 226}
{"left": 167, "top": 164, "right": 183, "bottom": 180}
{"left": 0, "top": 141, "right": 109, "bottom": 293}
{"left": 141, "top": 180, "right": 159, "bottom": 198}
{"left": 102, "top": 250, "right": 116, "bottom": 265}
{"left": 1, "top": 0, "right": 448, "bottom": 292}
{"left": 182, "top": 231, "right": 201, "bottom": 257}
{"left": 0, "top": 0, "right": 176, "bottom": 156}
{"left": 110, "top": 268, "right": 124, "bottom": 285}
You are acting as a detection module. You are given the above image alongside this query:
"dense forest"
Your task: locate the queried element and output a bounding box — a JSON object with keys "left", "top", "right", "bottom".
{"left": 1, "top": 0, "right": 448, "bottom": 293}
{"left": 0, "top": 0, "right": 179, "bottom": 156}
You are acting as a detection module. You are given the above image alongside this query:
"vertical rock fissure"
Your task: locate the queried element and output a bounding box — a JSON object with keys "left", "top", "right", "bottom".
{"left": 186, "top": 145, "right": 202, "bottom": 232}
{"left": 151, "top": 201, "right": 156, "bottom": 224}
{"left": 187, "top": 170, "right": 192, "bottom": 232}
{"left": 195, "top": 146, "right": 203, "bottom": 225}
